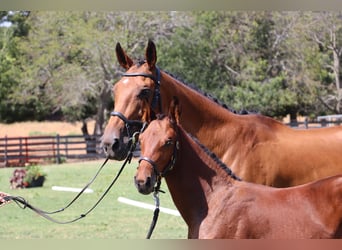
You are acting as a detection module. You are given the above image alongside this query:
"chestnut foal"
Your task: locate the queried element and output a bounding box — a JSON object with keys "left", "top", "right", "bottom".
{"left": 134, "top": 99, "right": 342, "bottom": 239}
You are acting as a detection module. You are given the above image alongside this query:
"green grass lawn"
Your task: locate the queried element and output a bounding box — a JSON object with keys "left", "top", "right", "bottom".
{"left": 0, "top": 159, "right": 187, "bottom": 239}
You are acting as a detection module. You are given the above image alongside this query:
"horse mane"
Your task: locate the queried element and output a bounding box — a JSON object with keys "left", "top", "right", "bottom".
{"left": 162, "top": 70, "right": 252, "bottom": 115}
{"left": 153, "top": 113, "right": 242, "bottom": 181}
{"left": 179, "top": 124, "right": 242, "bottom": 181}
{"left": 132, "top": 61, "right": 252, "bottom": 115}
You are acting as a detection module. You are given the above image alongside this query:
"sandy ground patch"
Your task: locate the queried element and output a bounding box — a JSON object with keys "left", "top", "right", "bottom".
{"left": 0, "top": 120, "right": 96, "bottom": 137}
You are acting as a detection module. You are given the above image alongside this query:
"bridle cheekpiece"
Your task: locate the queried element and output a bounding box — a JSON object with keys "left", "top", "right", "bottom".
{"left": 119, "top": 66, "right": 162, "bottom": 112}
{"left": 138, "top": 139, "right": 179, "bottom": 181}
{"left": 110, "top": 66, "right": 162, "bottom": 138}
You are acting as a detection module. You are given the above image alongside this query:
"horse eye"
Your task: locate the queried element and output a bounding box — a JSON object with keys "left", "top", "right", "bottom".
{"left": 165, "top": 139, "right": 174, "bottom": 146}
{"left": 138, "top": 88, "right": 151, "bottom": 100}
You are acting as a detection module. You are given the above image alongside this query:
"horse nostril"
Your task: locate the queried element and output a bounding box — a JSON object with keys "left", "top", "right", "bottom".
{"left": 145, "top": 177, "right": 151, "bottom": 188}
{"left": 112, "top": 139, "right": 120, "bottom": 151}
{"left": 103, "top": 143, "right": 110, "bottom": 154}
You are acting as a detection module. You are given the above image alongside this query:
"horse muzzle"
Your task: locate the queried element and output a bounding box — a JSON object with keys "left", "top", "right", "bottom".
{"left": 102, "top": 136, "right": 131, "bottom": 161}
{"left": 134, "top": 174, "right": 156, "bottom": 195}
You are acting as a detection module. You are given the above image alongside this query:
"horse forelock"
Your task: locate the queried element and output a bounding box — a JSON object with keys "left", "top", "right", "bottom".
{"left": 156, "top": 113, "right": 166, "bottom": 120}
{"left": 136, "top": 59, "right": 146, "bottom": 67}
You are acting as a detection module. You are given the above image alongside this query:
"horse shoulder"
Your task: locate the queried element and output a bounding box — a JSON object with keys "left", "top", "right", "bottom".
{"left": 200, "top": 182, "right": 272, "bottom": 238}
{"left": 238, "top": 116, "right": 342, "bottom": 186}
{"left": 298, "top": 175, "right": 342, "bottom": 238}
{"left": 198, "top": 184, "right": 250, "bottom": 238}
{"left": 226, "top": 115, "right": 285, "bottom": 185}
{"left": 315, "top": 176, "right": 342, "bottom": 221}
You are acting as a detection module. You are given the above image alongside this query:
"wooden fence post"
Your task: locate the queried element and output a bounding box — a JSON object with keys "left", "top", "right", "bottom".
{"left": 56, "top": 134, "right": 61, "bottom": 164}
{"left": 4, "top": 136, "right": 8, "bottom": 166}
{"left": 24, "top": 137, "right": 28, "bottom": 165}
{"left": 65, "top": 136, "right": 68, "bottom": 158}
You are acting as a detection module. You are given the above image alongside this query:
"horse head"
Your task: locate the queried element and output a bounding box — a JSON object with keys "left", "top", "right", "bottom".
{"left": 134, "top": 97, "right": 181, "bottom": 194}
{"left": 102, "top": 40, "right": 161, "bottom": 160}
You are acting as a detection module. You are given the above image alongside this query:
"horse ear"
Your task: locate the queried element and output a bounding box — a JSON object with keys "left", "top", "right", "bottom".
{"left": 169, "top": 96, "right": 181, "bottom": 125}
{"left": 115, "top": 42, "right": 133, "bottom": 70}
{"left": 145, "top": 40, "right": 157, "bottom": 69}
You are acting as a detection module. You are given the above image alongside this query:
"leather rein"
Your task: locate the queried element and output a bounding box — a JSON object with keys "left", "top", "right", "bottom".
{"left": 110, "top": 66, "right": 175, "bottom": 239}
{"left": 2, "top": 66, "right": 165, "bottom": 238}
{"left": 3, "top": 136, "right": 139, "bottom": 224}
{"left": 138, "top": 139, "right": 179, "bottom": 239}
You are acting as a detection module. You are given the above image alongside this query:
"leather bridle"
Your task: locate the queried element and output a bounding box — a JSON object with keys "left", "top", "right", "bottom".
{"left": 138, "top": 139, "right": 179, "bottom": 189}
{"left": 108, "top": 66, "right": 167, "bottom": 239}
{"left": 110, "top": 66, "right": 162, "bottom": 135}
{"left": 110, "top": 111, "right": 145, "bottom": 138}
{"left": 136, "top": 130, "right": 179, "bottom": 239}
{"left": 110, "top": 67, "right": 162, "bottom": 145}
{"left": 121, "top": 66, "right": 162, "bottom": 112}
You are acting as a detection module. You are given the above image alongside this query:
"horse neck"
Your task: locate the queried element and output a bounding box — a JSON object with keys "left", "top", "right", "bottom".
{"left": 164, "top": 125, "right": 237, "bottom": 228}
{"left": 159, "top": 71, "right": 239, "bottom": 156}
{"left": 160, "top": 71, "right": 236, "bottom": 123}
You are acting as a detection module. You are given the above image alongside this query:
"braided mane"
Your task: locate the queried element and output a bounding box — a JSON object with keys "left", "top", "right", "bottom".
{"left": 185, "top": 130, "right": 242, "bottom": 181}
{"left": 154, "top": 113, "right": 242, "bottom": 181}
{"left": 133, "top": 61, "right": 251, "bottom": 115}
{"left": 164, "top": 70, "right": 251, "bottom": 115}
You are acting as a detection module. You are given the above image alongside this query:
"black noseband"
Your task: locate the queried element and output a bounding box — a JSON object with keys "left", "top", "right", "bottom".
{"left": 110, "top": 111, "right": 144, "bottom": 138}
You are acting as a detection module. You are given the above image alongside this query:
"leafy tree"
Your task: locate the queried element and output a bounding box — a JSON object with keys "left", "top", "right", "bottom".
{"left": 159, "top": 11, "right": 306, "bottom": 119}
{"left": 9, "top": 11, "right": 191, "bottom": 134}
{"left": 304, "top": 12, "right": 342, "bottom": 113}
{"left": 0, "top": 11, "right": 30, "bottom": 122}
{"left": 2, "top": 11, "right": 342, "bottom": 127}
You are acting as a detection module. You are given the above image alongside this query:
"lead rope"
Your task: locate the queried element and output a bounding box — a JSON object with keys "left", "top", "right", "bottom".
{"left": 2, "top": 157, "right": 110, "bottom": 214}
{"left": 2, "top": 156, "right": 110, "bottom": 223}
{"left": 3, "top": 133, "right": 140, "bottom": 224}
{"left": 146, "top": 177, "right": 162, "bottom": 239}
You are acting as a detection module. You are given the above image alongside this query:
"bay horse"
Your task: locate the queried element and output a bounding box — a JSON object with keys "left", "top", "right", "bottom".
{"left": 102, "top": 40, "right": 342, "bottom": 187}
{"left": 134, "top": 98, "right": 342, "bottom": 239}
